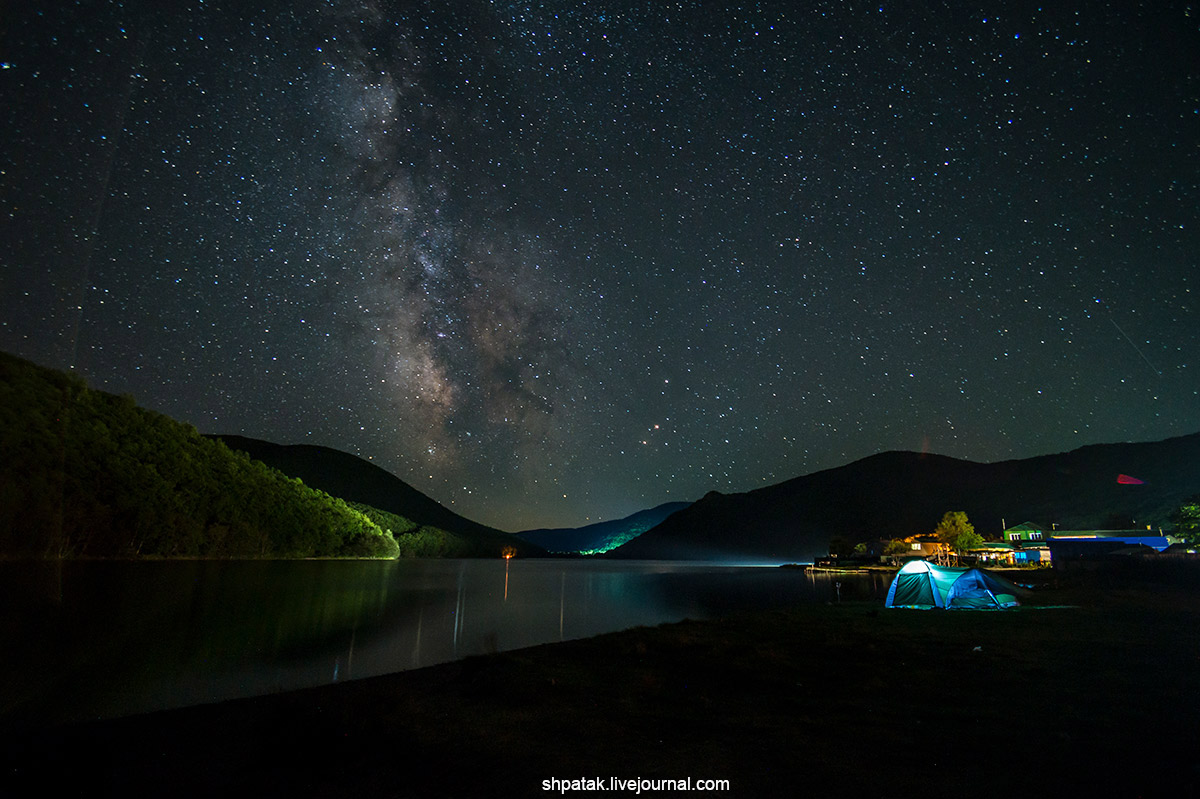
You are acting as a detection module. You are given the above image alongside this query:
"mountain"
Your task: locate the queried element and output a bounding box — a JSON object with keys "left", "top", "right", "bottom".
{"left": 0, "top": 352, "right": 398, "bottom": 559}
{"left": 609, "top": 433, "right": 1200, "bottom": 563}
{"left": 515, "top": 501, "right": 692, "bottom": 554}
{"left": 212, "top": 435, "right": 542, "bottom": 558}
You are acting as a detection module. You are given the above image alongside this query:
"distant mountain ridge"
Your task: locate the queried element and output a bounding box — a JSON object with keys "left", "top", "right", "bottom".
{"left": 516, "top": 501, "right": 692, "bottom": 554}
{"left": 10, "top": 350, "right": 1195, "bottom": 566}
{"left": 610, "top": 433, "right": 1200, "bottom": 563}
{"left": 212, "top": 435, "right": 542, "bottom": 557}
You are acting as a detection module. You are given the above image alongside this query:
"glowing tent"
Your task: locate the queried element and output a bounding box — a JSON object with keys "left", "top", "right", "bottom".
{"left": 884, "top": 560, "right": 1023, "bottom": 609}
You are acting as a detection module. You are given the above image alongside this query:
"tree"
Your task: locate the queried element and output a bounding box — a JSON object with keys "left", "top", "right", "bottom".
{"left": 935, "top": 511, "right": 983, "bottom": 564}
{"left": 1171, "top": 494, "right": 1200, "bottom": 545}
{"left": 935, "top": 510, "right": 975, "bottom": 542}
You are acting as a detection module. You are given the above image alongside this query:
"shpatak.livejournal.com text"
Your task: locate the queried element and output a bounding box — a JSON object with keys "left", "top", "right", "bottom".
{"left": 542, "top": 777, "right": 731, "bottom": 793}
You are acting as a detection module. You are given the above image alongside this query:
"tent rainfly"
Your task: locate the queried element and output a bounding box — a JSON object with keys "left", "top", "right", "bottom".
{"left": 884, "top": 560, "right": 1024, "bottom": 609}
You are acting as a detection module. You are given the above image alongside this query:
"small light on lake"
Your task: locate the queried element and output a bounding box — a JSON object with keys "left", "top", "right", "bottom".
{"left": 502, "top": 547, "right": 516, "bottom": 600}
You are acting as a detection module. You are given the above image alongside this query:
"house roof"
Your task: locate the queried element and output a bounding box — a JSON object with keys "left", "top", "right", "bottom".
{"left": 967, "top": 541, "right": 1017, "bottom": 551}
{"left": 1004, "top": 522, "right": 1047, "bottom": 533}
{"left": 1049, "top": 529, "right": 1161, "bottom": 539}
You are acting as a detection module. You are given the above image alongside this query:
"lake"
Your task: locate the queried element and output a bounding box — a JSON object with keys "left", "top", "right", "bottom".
{"left": 0, "top": 559, "right": 888, "bottom": 729}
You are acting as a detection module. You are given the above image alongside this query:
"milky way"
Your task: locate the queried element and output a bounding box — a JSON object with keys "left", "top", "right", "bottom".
{"left": 313, "top": 3, "right": 581, "bottom": 489}
{"left": 3, "top": 1, "right": 1197, "bottom": 530}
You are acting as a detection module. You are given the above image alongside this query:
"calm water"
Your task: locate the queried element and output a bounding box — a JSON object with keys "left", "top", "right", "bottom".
{"left": 0, "top": 559, "right": 887, "bottom": 729}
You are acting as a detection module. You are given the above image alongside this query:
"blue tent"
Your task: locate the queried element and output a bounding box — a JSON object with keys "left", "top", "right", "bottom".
{"left": 885, "top": 560, "right": 1023, "bottom": 609}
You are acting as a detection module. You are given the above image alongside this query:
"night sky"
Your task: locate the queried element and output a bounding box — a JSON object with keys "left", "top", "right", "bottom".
{"left": 3, "top": 1, "right": 1197, "bottom": 531}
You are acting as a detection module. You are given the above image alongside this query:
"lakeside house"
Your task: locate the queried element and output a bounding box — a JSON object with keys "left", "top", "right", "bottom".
{"left": 964, "top": 540, "right": 1023, "bottom": 565}
{"left": 898, "top": 534, "right": 949, "bottom": 562}
{"left": 1004, "top": 522, "right": 1049, "bottom": 543}
{"left": 1002, "top": 521, "right": 1176, "bottom": 570}
{"left": 993, "top": 523, "right": 1052, "bottom": 564}
{"left": 867, "top": 535, "right": 1035, "bottom": 567}
{"left": 836, "top": 523, "right": 1185, "bottom": 570}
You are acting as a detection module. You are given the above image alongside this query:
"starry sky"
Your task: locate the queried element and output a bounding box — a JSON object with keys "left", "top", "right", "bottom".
{"left": 3, "top": 1, "right": 1197, "bottom": 531}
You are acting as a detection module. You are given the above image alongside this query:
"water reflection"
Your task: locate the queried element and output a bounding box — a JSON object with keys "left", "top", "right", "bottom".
{"left": 0, "top": 559, "right": 883, "bottom": 729}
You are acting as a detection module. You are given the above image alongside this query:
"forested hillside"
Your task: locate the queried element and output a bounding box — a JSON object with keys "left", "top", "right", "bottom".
{"left": 347, "top": 502, "right": 477, "bottom": 558}
{"left": 214, "top": 435, "right": 542, "bottom": 557}
{"left": 0, "top": 352, "right": 399, "bottom": 559}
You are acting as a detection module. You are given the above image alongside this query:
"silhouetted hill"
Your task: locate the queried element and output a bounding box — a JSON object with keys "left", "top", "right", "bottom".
{"left": 516, "top": 501, "right": 692, "bottom": 554}
{"left": 213, "top": 436, "right": 542, "bottom": 557}
{"left": 0, "top": 352, "right": 398, "bottom": 559}
{"left": 610, "top": 433, "right": 1200, "bottom": 563}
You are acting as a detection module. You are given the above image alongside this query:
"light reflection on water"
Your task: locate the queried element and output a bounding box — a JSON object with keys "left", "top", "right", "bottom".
{"left": 0, "top": 559, "right": 886, "bottom": 728}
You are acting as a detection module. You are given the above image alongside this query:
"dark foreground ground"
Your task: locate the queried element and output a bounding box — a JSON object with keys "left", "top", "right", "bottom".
{"left": 2, "top": 571, "right": 1198, "bottom": 798}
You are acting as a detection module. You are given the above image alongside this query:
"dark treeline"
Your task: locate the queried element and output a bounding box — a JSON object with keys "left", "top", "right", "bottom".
{"left": 0, "top": 352, "right": 402, "bottom": 559}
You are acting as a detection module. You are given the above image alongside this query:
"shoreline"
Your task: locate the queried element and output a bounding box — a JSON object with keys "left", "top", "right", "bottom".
{"left": 3, "top": 576, "right": 1197, "bottom": 797}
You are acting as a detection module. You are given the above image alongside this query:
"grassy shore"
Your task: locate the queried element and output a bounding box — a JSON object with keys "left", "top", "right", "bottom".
{"left": 3, "top": 573, "right": 1198, "bottom": 797}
